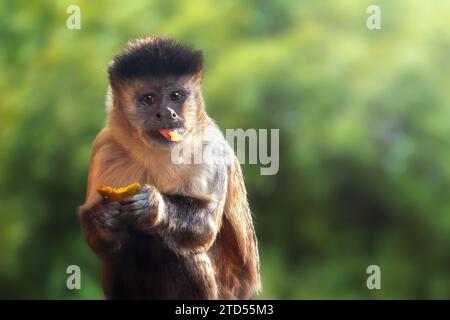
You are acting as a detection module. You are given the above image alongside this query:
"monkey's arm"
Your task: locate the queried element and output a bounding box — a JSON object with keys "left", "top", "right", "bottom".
{"left": 221, "top": 157, "right": 261, "bottom": 298}
{"left": 121, "top": 169, "right": 228, "bottom": 254}
{"left": 79, "top": 200, "right": 127, "bottom": 257}
{"left": 155, "top": 192, "right": 225, "bottom": 254}
{"left": 79, "top": 131, "right": 138, "bottom": 257}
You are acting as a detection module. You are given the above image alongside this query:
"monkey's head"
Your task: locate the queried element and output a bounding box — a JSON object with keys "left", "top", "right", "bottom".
{"left": 107, "top": 37, "right": 205, "bottom": 148}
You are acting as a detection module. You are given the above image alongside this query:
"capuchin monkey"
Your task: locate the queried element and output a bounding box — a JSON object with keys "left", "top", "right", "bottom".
{"left": 79, "top": 37, "right": 261, "bottom": 299}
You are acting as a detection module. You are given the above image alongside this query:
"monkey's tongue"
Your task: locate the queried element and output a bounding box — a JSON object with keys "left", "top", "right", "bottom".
{"left": 159, "top": 129, "right": 173, "bottom": 140}
{"left": 159, "top": 129, "right": 183, "bottom": 142}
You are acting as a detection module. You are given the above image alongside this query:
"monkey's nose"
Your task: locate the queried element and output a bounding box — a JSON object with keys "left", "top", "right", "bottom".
{"left": 156, "top": 107, "right": 178, "bottom": 121}
{"left": 160, "top": 108, "right": 178, "bottom": 119}
{"left": 166, "top": 107, "right": 178, "bottom": 119}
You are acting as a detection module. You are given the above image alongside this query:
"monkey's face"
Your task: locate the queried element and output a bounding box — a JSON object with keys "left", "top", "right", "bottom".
{"left": 119, "top": 75, "right": 203, "bottom": 147}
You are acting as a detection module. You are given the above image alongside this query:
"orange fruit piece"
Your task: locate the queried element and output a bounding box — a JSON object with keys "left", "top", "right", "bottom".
{"left": 159, "top": 129, "right": 183, "bottom": 142}
{"left": 168, "top": 131, "right": 183, "bottom": 142}
{"left": 97, "top": 183, "right": 141, "bottom": 202}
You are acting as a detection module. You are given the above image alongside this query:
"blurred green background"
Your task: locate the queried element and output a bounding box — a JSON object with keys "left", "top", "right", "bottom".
{"left": 1, "top": 0, "right": 450, "bottom": 299}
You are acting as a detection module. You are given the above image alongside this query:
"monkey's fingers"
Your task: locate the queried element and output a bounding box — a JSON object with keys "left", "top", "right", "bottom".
{"left": 93, "top": 201, "right": 120, "bottom": 214}
{"left": 107, "top": 202, "right": 121, "bottom": 214}
{"left": 122, "top": 208, "right": 149, "bottom": 219}
{"left": 119, "top": 192, "right": 148, "bottom": 204}
{"left": 91, "top": 202, "right": 123, "bottom": 231}
{"left": 120, "top": 199, "right": 149, "bottom": 212}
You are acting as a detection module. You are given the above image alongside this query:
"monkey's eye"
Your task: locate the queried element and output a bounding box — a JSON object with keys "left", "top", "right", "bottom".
{"left": 141, "top": 93, "right": 156, "bottom": 105}
{"left": 169, "top": 91, "right": 185, "bottom": 102}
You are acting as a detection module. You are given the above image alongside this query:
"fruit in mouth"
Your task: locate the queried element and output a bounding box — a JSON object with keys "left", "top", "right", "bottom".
{"left": 97, "top": 183, "right": 141, "bottom": 201}
{"left": 159, "top": 129, "right": 183, "bottom": 142}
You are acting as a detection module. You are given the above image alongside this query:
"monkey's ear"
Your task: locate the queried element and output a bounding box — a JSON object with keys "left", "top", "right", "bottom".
{"left": 191, "top": 69, "right": 204, "bottom": 86}
{"left": 107, "top": 61, "right": 121, "bottom": 90}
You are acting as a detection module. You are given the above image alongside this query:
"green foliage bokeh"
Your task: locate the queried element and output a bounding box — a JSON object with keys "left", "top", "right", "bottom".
{"left": 1, "top": 0, "right": 450, "bottom": 299}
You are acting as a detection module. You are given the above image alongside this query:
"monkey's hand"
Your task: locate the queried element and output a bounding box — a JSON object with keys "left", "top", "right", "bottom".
{"left": 119, "top": 185, "right": 163, "bottom": 229}
{"left": 79, "top": 200, "right": 128, "bottom": 256}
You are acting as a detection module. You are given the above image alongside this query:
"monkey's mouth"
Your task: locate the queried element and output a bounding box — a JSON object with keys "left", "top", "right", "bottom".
{"left": 159, "top": 128, "right": 184, "bottom": 142}
{"left": 146, "top": 127, "right": 185, "bottom": 143}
